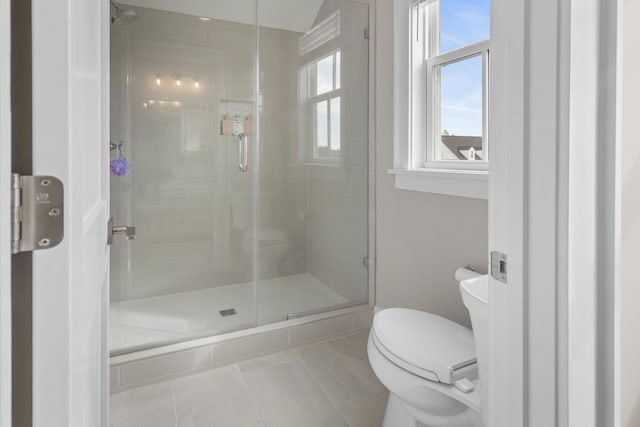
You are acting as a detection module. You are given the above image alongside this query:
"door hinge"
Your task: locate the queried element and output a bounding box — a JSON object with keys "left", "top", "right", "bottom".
{"left": 363, "top": 256, "right": 369, "bottom": 268}
{"left": 364, "top": 28, "right": 369, "bottom": 40}
{"left": 490, "top": 251, "right": 507, "bottom": 283}
{"left": 10, "top": 174, "right": 64, "bottom": 254}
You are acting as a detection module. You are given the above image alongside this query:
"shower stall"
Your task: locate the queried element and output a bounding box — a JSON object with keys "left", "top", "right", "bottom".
{"left": 109, "top": 0, "right": 370, "bottom": 355}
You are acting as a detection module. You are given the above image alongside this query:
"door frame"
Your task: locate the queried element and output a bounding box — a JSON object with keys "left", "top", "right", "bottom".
{"left": 31, "top": 0, "right": 111, "bottom": 425}
{"left": 564, "top": 0, "right": 618, "bottom": 425}
{"left": 0, "top": 0, "right": 12, "bottom": 424}
{"left": 491, "top": 0, "right": 619, "bottom": 426}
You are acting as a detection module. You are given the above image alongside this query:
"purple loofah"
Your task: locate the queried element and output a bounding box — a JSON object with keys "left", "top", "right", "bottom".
{"left": 110, "top": 157, "right": 131, "bottom": 176}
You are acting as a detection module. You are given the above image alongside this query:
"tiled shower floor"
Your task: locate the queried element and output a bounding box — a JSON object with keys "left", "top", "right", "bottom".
{"left": 110, "top": 273, "right": 348, "bottom": 352}
{"left": 110, "top": 330, "right": 388, "bottom": 427}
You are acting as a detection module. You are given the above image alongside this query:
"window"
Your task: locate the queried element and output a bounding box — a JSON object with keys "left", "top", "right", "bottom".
{"left": 416, "top": 0, "right": 490, "bottom": 168}
{"left": 391, "top": 0, "right": 491, "bottom": 198}
{"left": 309, "top": 51, "right": 341, "bottom": 160}
{"left": 299, "top": 12, "right": 342, "bottom": 164}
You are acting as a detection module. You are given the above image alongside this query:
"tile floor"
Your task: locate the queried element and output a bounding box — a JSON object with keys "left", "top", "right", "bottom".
{"left": 110, "top": 273, "right": 348, "bottom": 352}
{"left": 110, "top": 330, "right": 388, "bottom": 427}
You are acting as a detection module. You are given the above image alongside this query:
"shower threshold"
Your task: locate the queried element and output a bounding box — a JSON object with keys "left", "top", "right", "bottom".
{"left": 109, "top": 273, "right": 349, "bottom": 354}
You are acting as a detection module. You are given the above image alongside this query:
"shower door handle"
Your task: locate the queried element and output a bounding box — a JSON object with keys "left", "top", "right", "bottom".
{"left": 238, "top": 133, "right": 248, "bottom": 173}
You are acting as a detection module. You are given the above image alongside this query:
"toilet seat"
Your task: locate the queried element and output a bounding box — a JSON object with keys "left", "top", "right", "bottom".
{"left": 368, "top": 332, "right": 483, "bottom": 421}
{"left": 371, "top": 308, "right": 477, "bottom": 384}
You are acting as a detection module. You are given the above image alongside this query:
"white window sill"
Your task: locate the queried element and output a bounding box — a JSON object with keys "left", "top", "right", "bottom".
{"left": 388, "top": 168, "right": 488, "bottom": 200}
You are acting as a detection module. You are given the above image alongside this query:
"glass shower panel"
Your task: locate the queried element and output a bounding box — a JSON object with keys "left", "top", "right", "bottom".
{"left": 109, "top": 4, "right": 257, "bottom": 354}
{"left": 256, "top": 0, "right": 369, "bottom": 325}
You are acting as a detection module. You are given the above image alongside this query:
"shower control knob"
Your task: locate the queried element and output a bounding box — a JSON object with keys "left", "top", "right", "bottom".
{"left": 107, "top": 218, "right": 136, "bottom": 245}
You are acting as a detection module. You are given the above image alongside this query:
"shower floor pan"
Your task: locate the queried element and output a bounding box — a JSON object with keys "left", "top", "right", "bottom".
{"left": 110, "top": 273, "right": 347, "bottom": 353}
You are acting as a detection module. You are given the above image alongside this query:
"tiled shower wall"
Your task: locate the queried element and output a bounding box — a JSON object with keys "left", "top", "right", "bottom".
{"left": 110, "top": 2, "right": 369, "bottom": 305}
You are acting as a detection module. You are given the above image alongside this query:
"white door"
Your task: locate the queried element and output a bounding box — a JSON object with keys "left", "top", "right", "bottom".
{"left": 488, "top": 0, "right": 525, "bottom": 424}
{"left": 0, "top": 0, "right": 13, "bottom": 424}
{"left": 489, "top": 0, "right": 570, "bottom": 425}
{"left": 31, "top": 0, "right": 110, "bottom": 425}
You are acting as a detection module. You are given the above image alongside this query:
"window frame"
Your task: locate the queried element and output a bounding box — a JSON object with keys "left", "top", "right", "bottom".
{"left": 422, "top": 0, "right": 491, "bottom": 170}
{"left": 427, "top": 42, "right": 490, "bottom": 169}
{"left": 308, "top": 50, "right": 342, "bottom": 161}
{"left": 390, "top": 0, "right": 491, "bottom": 198}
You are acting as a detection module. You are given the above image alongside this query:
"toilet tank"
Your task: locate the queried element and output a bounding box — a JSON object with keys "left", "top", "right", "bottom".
{"left": 460, "top": 275, "right": 489, "bottom": 426}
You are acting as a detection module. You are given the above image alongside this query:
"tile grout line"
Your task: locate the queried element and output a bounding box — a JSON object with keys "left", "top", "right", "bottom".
{"left": 237, "top": 363, "right": 267, "bottom": 427}
{"left": 169, "top": 381, "right": 178, "bottom": 426}
{"left": 294, "top": 339, "right": 353, "bottom": 427}
{"left": 173, "top": 365, "right": 259, "bottom": 426}
{"left": 343, "top": 333, "right": 369, "bottom": 361}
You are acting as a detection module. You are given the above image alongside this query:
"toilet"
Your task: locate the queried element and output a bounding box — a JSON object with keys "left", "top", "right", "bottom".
{"left": 231, "top": 192, "right": 290, "bottom": 279}
{"left": 368, "top": 272, "right": 489, "bottom": 427}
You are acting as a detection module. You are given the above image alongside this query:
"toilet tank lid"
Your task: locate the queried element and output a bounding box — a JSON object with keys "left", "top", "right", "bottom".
{"left": 372, "top": 308, "right": 477, "bottom": 384}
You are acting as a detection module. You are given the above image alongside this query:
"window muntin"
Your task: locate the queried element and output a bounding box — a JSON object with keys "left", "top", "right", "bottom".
{"left": 415, "top": 0, "right": 490, "bottom": 168}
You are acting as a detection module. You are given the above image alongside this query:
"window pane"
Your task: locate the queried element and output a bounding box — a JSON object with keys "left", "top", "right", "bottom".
{"left": 316, "top": 100, "right": 328, "bottom": 148}
{"left": 330, "top": 97, "right": 341, "bottom": 151}
{"left": 316, "top": 55, "right": 334, "bottom": 95}
{"left": 439, "top": 0, "right": 490, "bottom": 54}
{"left": 335, "top": 51, "right": 341, "bottom": 90}
{"left": 438, "top": 55, "right": 483, "bottom": 161}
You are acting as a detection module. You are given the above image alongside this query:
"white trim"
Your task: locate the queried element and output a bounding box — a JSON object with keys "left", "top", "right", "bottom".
{"left": 567, "top": 1, "right": 599, "bottom": 424}
{"left": 614, "top": 1, "right": 623, "bottom": 426}
{"left": 524, "top": 0, "right": 563, "bottom": 422}
{"left": 393, "top": 0, "right": 411, "bottom": 170}
{"left": 565, "top": 0, "right": 618, "bottom": 425}
{"left": 0, "top": 0, "right": 12, "bottom": 423}
{"left": 487, "top": 0, "right": 525, "bottom": 425}
{"left": 32, "top": 0, "right": 111, "bottom": 424}
{"left": 389, "top": 168, "right": 488, "bottom": 199}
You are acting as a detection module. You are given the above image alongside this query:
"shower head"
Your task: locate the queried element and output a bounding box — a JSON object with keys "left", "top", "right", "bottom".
{"left": 110, "top": 1, "right": 139, "bottom": 25}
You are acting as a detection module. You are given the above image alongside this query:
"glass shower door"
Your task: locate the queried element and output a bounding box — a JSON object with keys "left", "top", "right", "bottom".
{"left": 255, "top": 0, "right": 370, "bottom": 325}
{"left": 109, "top": 3, "right": 258, "bottom": 354}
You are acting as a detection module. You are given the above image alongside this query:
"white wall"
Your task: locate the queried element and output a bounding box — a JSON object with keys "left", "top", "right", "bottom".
{"left": 374, "top": 0, "right": 488, "bottom": 328}
{"left": 619, "top": 0, "right": 640, "bottom": 424}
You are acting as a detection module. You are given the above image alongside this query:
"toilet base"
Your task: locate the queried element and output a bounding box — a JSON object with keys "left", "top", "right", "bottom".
{"left": 383, "top": 393, "right": 484, "bottom": 427}
{"left": 383, "top": 393, "right": 427, "bottom": 427}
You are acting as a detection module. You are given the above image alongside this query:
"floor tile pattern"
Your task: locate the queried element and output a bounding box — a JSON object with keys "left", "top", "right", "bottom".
{"left": 111, "top": 330, "right": 387, "bottom": 427}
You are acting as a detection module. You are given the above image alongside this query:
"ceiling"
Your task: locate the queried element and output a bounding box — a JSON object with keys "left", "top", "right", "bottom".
{"left": 123, "top": 0, "right": 325, "bottom": 33}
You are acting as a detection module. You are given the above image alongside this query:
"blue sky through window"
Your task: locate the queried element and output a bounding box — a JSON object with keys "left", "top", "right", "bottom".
{"left": 440, "top": 55, "right": 483, "bottom": 137}
{"left": 438, "top": 0, "right": 489, "bottom": 137}
{"left": 440, "top": 0, "right": 490, "bottom": 54}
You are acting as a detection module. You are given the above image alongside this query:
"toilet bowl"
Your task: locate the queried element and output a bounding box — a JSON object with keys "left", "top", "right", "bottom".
{"left": 368, "top": 274, "right": 489, "bottom": 427}
{"left": 241, "top": 226, "right": 289, "bottom": 279}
